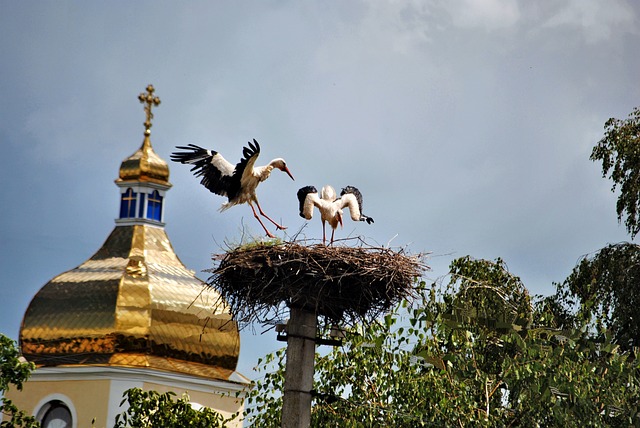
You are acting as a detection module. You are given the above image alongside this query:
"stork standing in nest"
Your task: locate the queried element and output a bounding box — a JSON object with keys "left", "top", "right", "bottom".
{"left": 297, "top": 185, "right": 374, "bottom": 244}
{"left": 171, "top": 139, "right": 294, "bottom": 238}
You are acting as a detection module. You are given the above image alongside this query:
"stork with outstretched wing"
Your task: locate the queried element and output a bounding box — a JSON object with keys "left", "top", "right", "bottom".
{"left": 171, "top": 139, "right": 294, "bottom": 238}
{"left": 297, "top": 185, "right": 374, "bottom": 244}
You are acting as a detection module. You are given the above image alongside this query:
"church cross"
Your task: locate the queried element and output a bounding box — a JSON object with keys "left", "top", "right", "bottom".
{"left": 138, "top": 84, "right": 161, "bottom": 135}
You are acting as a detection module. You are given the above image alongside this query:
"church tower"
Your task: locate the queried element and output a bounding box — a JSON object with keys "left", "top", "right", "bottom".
{"left": 5, "top": 85, "right": 248, "bottom": 428}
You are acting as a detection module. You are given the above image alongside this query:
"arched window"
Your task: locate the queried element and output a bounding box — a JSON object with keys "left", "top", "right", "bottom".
{"left": 119, "top": 188, "right": 137, "bottom": 219}
{"left": 39, "top": 400, "right": 72, "bottom": 428}
{"left": 147, "top": 190, "right": 163, "bottom": 222}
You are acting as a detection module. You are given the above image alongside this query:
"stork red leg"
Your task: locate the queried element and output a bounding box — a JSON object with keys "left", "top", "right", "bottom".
{"left": 255, "top": 200, "right": 287, "bottom": 230}
{"left": 249, "top": 203, "right": 276, "bottom": 238}
{"left": 322, "top": 222, "right": 327, "bottom": 245}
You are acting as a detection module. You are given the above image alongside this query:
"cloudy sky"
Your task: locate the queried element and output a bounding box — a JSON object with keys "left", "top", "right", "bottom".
{"left": 1, "top": 1, "right": 638, "bottom": 378}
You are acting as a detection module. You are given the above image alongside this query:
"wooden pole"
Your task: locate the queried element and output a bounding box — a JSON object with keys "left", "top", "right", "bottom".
{"left": 281, "top": 306, "right": 317, "bottom": 428}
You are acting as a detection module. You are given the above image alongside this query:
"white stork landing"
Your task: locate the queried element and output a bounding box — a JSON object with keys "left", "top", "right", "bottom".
{"left": 171, "top": 139, "right": 294, "bottom": 238}
{"left": 297, "top": 185, "right": 374, "bottom": 244}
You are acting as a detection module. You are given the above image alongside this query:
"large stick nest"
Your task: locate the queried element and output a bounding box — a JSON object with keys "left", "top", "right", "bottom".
{"left": 207, "top": 240, "right": 427, "bottom": 326}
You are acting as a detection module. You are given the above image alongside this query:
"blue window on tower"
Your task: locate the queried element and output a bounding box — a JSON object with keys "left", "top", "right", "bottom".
{"left": 119, "top": 188, "right": 137, "bottom": 218}
{"left": 138, "top": 193, "right": 146, "bottom": 218}
{"left": 147, "top": 190, "right": 163, "bottom": 221}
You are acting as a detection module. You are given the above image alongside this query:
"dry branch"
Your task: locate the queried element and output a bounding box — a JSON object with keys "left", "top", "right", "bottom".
{"left": 207, "top": 240, "right": 427, "bottom": 327}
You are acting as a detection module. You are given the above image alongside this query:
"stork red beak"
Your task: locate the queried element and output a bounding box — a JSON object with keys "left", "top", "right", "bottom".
{"left": 283, "top": 166, "right": 295, "bottom": 181}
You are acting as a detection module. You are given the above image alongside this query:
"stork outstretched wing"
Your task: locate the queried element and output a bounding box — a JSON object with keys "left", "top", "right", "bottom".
{"left": 171, "top": 144, "right": 233, "bottom": 197}
{"left": 230, "top": 139, "right": 261, "bottom": 200}
{"left": 297, "top": 185, "right": 320, "bottom": 220}
{"left": 340, "top": 186, "right": 374, "bottom": 224}
{"left": 171, "top": 140, "right": 262, "bottom": 201}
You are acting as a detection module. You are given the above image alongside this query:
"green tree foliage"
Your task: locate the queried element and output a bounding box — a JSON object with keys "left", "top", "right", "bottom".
{"left": 244, "top": 257, "right": 640, "bottom": 427}
{"left": 546, "top": 108, "right": 640, "bottom": 352}
{"left": 447, "top": 256, "right": 532, "bottom": 331}
{"left": 114, "top": 388, "right": 236, "bottom": 428}
{"left": 553, "top": 242, "right": 640, "bottom": 349}
{"left": 0, "top": 334, "right": 39, "bottom": 428}
{"left": 591, "top": 106, "right": 640, "bottom": 237}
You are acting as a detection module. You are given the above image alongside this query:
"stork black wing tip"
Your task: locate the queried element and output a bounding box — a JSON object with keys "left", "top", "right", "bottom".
{"left": 248, "top": 139, "right": 260, "bottom": 153}
{"left": 297, "top": 185, "right": 318, "bottom": 218}
{"left": 340, "top": 185, "right": 360, "bottom": 195}
{"left": 297, "top": 185, "right": 318, "bottom": 198}
{"left": 175, "top": 144, "right": 201, "bottom": 150}
{"left": 243, "top": 139, "right": 261, "bottom": 160}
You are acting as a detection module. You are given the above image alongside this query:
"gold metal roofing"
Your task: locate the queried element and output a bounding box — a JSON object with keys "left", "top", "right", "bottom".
{"left": 117, "top": 135, "right": 171, "bottom": 186}
{"left": 20, "top": 225, "right": 240, "bottom": 381}
{"left": 116, "top": 85, "right": 171, "bottom": 187}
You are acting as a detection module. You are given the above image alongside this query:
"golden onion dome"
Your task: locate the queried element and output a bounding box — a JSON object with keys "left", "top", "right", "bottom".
{"left": 117, "top": 135, "right": 171, "bottom": 186}
{"left": 19, "top": 225, "right": 240, "bottom": 380}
